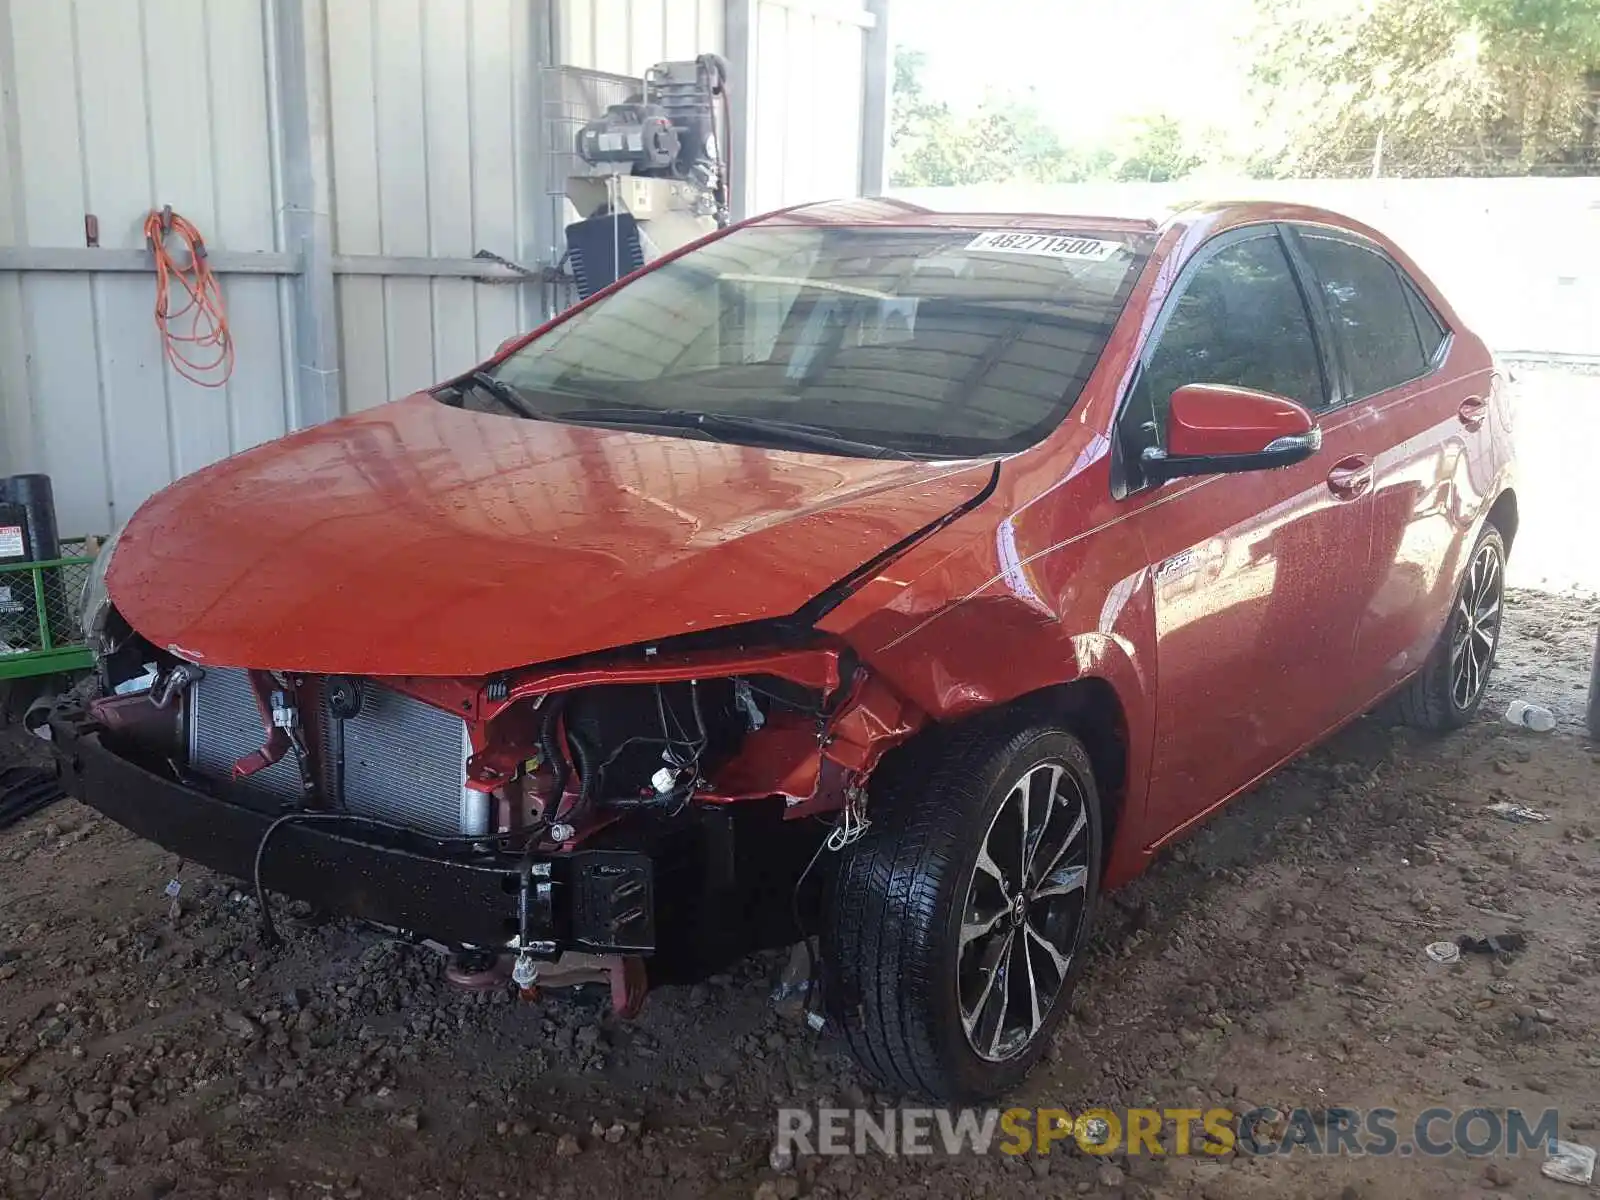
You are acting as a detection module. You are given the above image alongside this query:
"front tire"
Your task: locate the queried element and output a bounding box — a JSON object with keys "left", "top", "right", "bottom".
{"left": 823, "top": 717, "right": 1103, "bottom": 1102}
{"left": 1393, "top": 523, "right": 1506, "bottom": 731}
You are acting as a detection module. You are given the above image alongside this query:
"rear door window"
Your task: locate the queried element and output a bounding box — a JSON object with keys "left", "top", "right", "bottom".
{"left": 1298, "top": 235, "right": 1432, "bottom": 398}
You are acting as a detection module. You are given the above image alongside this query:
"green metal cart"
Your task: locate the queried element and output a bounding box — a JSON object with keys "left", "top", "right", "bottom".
{"left": 0, "top": 539, "right": 98, "bottom": 681}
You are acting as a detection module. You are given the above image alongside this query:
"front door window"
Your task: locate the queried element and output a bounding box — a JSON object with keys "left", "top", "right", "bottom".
{"left": 1120, "top": 232, "right": 1325, "bottom": 487}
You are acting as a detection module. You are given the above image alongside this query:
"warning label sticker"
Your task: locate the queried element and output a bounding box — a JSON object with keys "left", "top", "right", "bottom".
{"left": 964, "top": 231, "right": 1122, "bottom": 262}
{"left": 0, "top": 526, "right": 23, "bottom": 558}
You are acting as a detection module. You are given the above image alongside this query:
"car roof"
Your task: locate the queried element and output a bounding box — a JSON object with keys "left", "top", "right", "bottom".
{"left": 753, "top": 197, "right": 1161, "bottom": 234}
{"left": 751, "top": 196, "right": 1374, "bottom": 242}
{"left": 738, "top": 195, "right": 1461, "bottom": 343}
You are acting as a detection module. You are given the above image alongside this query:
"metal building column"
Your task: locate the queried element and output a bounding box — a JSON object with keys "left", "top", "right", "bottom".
{"left": 724, "top": 0, "right": 759, "bottom": 221}
{"left": 268, "top": 0, "right": 341, "bottom": 428}
{"left": 859, "top": 0, "right": 892, "bottom": 197}
{"left": 0, "top": 0, "right": 34, "bottom": 478}
{"left": 528, "top": 0, "right": 562, "bottom": 321}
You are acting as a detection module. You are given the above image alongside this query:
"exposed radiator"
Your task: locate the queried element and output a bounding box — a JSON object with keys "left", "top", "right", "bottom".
{"left": 188, "top": 668, "right": 304, "bottom": 805}
{"left": 340, "top": 682, "right": 483, "bottom": 837}
{"left": 187, "top": 668, "right": 485, "bottom": 837}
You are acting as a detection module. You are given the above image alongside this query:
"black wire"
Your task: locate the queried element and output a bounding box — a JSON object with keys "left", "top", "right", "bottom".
{"left": 597, "top": 733, "right": 675, "bottom": 771}
{"left": 688, "top": 681, "right": 708, "bottom": 757}
{"left": 654, "top": 684, "right": 674, "bottom": 746}
{"left": 568, "top": 730, "right": 599, "bottom": 809}
{"left": 540, "top": 695, "right": 570, "bottom": 805}
{"left": 744, "top": 680, "right": 826, "bottom": 718}
{"left": 658, "top": 683, "right": 694, "bottom": 751}
{"left": 789, "top": 826, "right": 835, "bottom": 1018}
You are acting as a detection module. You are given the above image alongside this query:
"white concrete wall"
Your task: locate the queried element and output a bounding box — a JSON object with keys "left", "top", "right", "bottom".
{"left": 893, "top": 178, "right": 1600, "bottom": 359}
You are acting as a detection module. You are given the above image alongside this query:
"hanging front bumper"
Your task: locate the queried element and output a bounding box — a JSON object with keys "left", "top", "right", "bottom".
{"left": 44, "top": 704, "right": 655, "bottom": 953}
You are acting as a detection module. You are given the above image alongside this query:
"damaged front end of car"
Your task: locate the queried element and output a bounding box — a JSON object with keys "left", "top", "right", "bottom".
{"left": 43, "top": 607, "right": 927, "bottom": 1009}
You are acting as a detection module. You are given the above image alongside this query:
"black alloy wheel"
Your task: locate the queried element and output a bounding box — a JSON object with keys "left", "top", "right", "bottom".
{"left": 958, "top": 759, "right": 1092, "bottom": 1062}
{"left": 824, "top": 719, "right": 1104, "bottom": 1101}
{"left": 1391, "top": 522, "right": 1506, "bottom": 731}
{"left": 1449, "top": 535, "right": 1504, "bottom": 712}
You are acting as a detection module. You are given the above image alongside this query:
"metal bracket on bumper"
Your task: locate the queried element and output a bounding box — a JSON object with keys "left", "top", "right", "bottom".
{"left": 47, "top": 710, "right": 654, "bottom": 954}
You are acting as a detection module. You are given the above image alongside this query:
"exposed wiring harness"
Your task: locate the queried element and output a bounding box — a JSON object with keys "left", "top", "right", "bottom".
{"left": 547, "top": 684, "right": 712, "bottom": 816}
{"left": 539, "top": 695, "right": 572, "bottom": 811}
{"left": 143, "top": 206, "right": 235, "bottom": 387}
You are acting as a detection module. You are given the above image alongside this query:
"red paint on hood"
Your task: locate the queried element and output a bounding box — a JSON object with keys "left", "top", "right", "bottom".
{"left": 108, "top": 395, "right": 993, "bottom": 676}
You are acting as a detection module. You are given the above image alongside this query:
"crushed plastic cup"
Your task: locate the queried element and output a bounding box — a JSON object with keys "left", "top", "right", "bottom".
{"left": 1504, "top": 700, "right": 1556, "bottom": 732}
{"left": 1425, "top": 940, "right": 1461, "bottom": 965}
{"left": 1486, "top": 800, "right": 1550, "bottom": 823}
{"left": 1542, "top": 1139, "right": 1596, "bottom": 1186}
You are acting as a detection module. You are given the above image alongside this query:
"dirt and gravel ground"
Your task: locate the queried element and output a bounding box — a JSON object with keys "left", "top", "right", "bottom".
{"left": 0, "top": 371, "right": 1595, "bottom": 1200}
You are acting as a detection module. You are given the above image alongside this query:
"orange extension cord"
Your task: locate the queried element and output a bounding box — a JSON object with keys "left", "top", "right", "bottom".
{"left": 143, "top": 207, "right": 235, "bottom": 387}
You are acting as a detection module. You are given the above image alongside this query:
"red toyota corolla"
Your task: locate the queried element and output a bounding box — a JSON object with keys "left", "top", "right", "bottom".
{"left": 53, "top": 198, "right": 1514, "bottom": 1101}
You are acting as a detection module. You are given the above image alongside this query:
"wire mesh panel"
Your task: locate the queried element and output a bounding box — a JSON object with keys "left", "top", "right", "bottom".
{"left": 541, "top": 66, "right": 641, "bottom": 314}
{"left": 0, "top": 538, "right": 97, "bottom": 679}
{"left": 543, "top": 65, "right": 641, "bottom": 197}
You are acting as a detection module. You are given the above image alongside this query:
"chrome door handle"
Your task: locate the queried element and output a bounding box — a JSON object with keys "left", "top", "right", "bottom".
{"left": 1327, "top": 455, "right": 1373, "bottom": 500}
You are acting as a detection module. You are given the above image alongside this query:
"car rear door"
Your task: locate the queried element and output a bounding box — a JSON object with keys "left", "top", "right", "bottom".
{"left": 1286, "top": 228, "right": 1486, "bottom": 703}
{"left": 1113, "top": 226, "right": 1374, "bottom": 841}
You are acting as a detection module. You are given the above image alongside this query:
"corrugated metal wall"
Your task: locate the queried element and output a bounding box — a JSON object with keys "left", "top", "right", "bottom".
{"left": 325, "top": 0, "right": 538, "bottom": 414}
{"left": 746, "top": 0, "right": 869, "bottom": 212}
{"left": 0, "top": 0, "right": 883, "bottom": 536}
{"left": 559, "top": 0, "right": 723, "bottom": 73}
{"left": 0, "top": 0, "right": 293, "bottom": 538}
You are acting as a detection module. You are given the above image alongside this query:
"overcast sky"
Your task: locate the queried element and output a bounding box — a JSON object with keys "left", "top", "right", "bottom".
{"left": 902, "top": 0, "right": 1257, "bottom": 140}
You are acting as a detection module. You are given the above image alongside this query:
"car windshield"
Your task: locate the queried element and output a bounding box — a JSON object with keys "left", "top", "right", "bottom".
{"left": 483, "top": 224, "right": 1149, "bottom": 459}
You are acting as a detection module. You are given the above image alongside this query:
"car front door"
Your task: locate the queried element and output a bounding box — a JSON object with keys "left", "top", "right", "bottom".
{"left": 1115, "top": 226, "right": 1374, "bottom": 842}
{"left": 1287, "top": 228, "right": 1487, "bottom": 702}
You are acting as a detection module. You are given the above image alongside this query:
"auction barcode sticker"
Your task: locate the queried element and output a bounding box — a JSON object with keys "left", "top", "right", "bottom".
{"left": 964, "top": 231, "right": 1122, "bottom": 262}
{"left": 0, "top": 525, "right": 23, "bottom": 557}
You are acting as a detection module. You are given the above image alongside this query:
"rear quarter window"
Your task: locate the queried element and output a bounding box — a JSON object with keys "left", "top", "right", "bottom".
{"left": 1404, "top": 282, "right": 1449, "bottom": 363}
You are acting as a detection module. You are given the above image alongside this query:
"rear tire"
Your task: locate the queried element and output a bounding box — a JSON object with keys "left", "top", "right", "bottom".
{"left": 1392, "top": 523, "right": 1505, "bottom": 731}
{"left": 822, "top": 716, "right": 1103, "bottom": 1102}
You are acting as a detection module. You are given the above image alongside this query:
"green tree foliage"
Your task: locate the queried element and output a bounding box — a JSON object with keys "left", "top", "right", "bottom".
{"left": 1114, "top": 115, "right": 1206, "bottom": 181}
{"left": 890, "top": 49, "right": 1078, "bottom": 184}
{"left": 1458, "top": 0, "right": 1600, "bottom": 58}
{"left": 1250, "top": 0, "right": 1600, "bottom": 176}
{"left": 889, "top": 48, "right": 1198, "bottom": 186}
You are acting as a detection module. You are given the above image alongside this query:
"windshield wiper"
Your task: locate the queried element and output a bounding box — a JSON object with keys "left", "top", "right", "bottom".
{"left": 465, "top": 370, "right": 542, "bottom": 420}
{"left": 558, "top": 407, "right": 915, "bottom": 460}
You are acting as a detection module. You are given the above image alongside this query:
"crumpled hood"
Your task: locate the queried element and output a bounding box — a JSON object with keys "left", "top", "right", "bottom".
{"left": 108, "top": 394, "right": 993, "bottom": 675}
